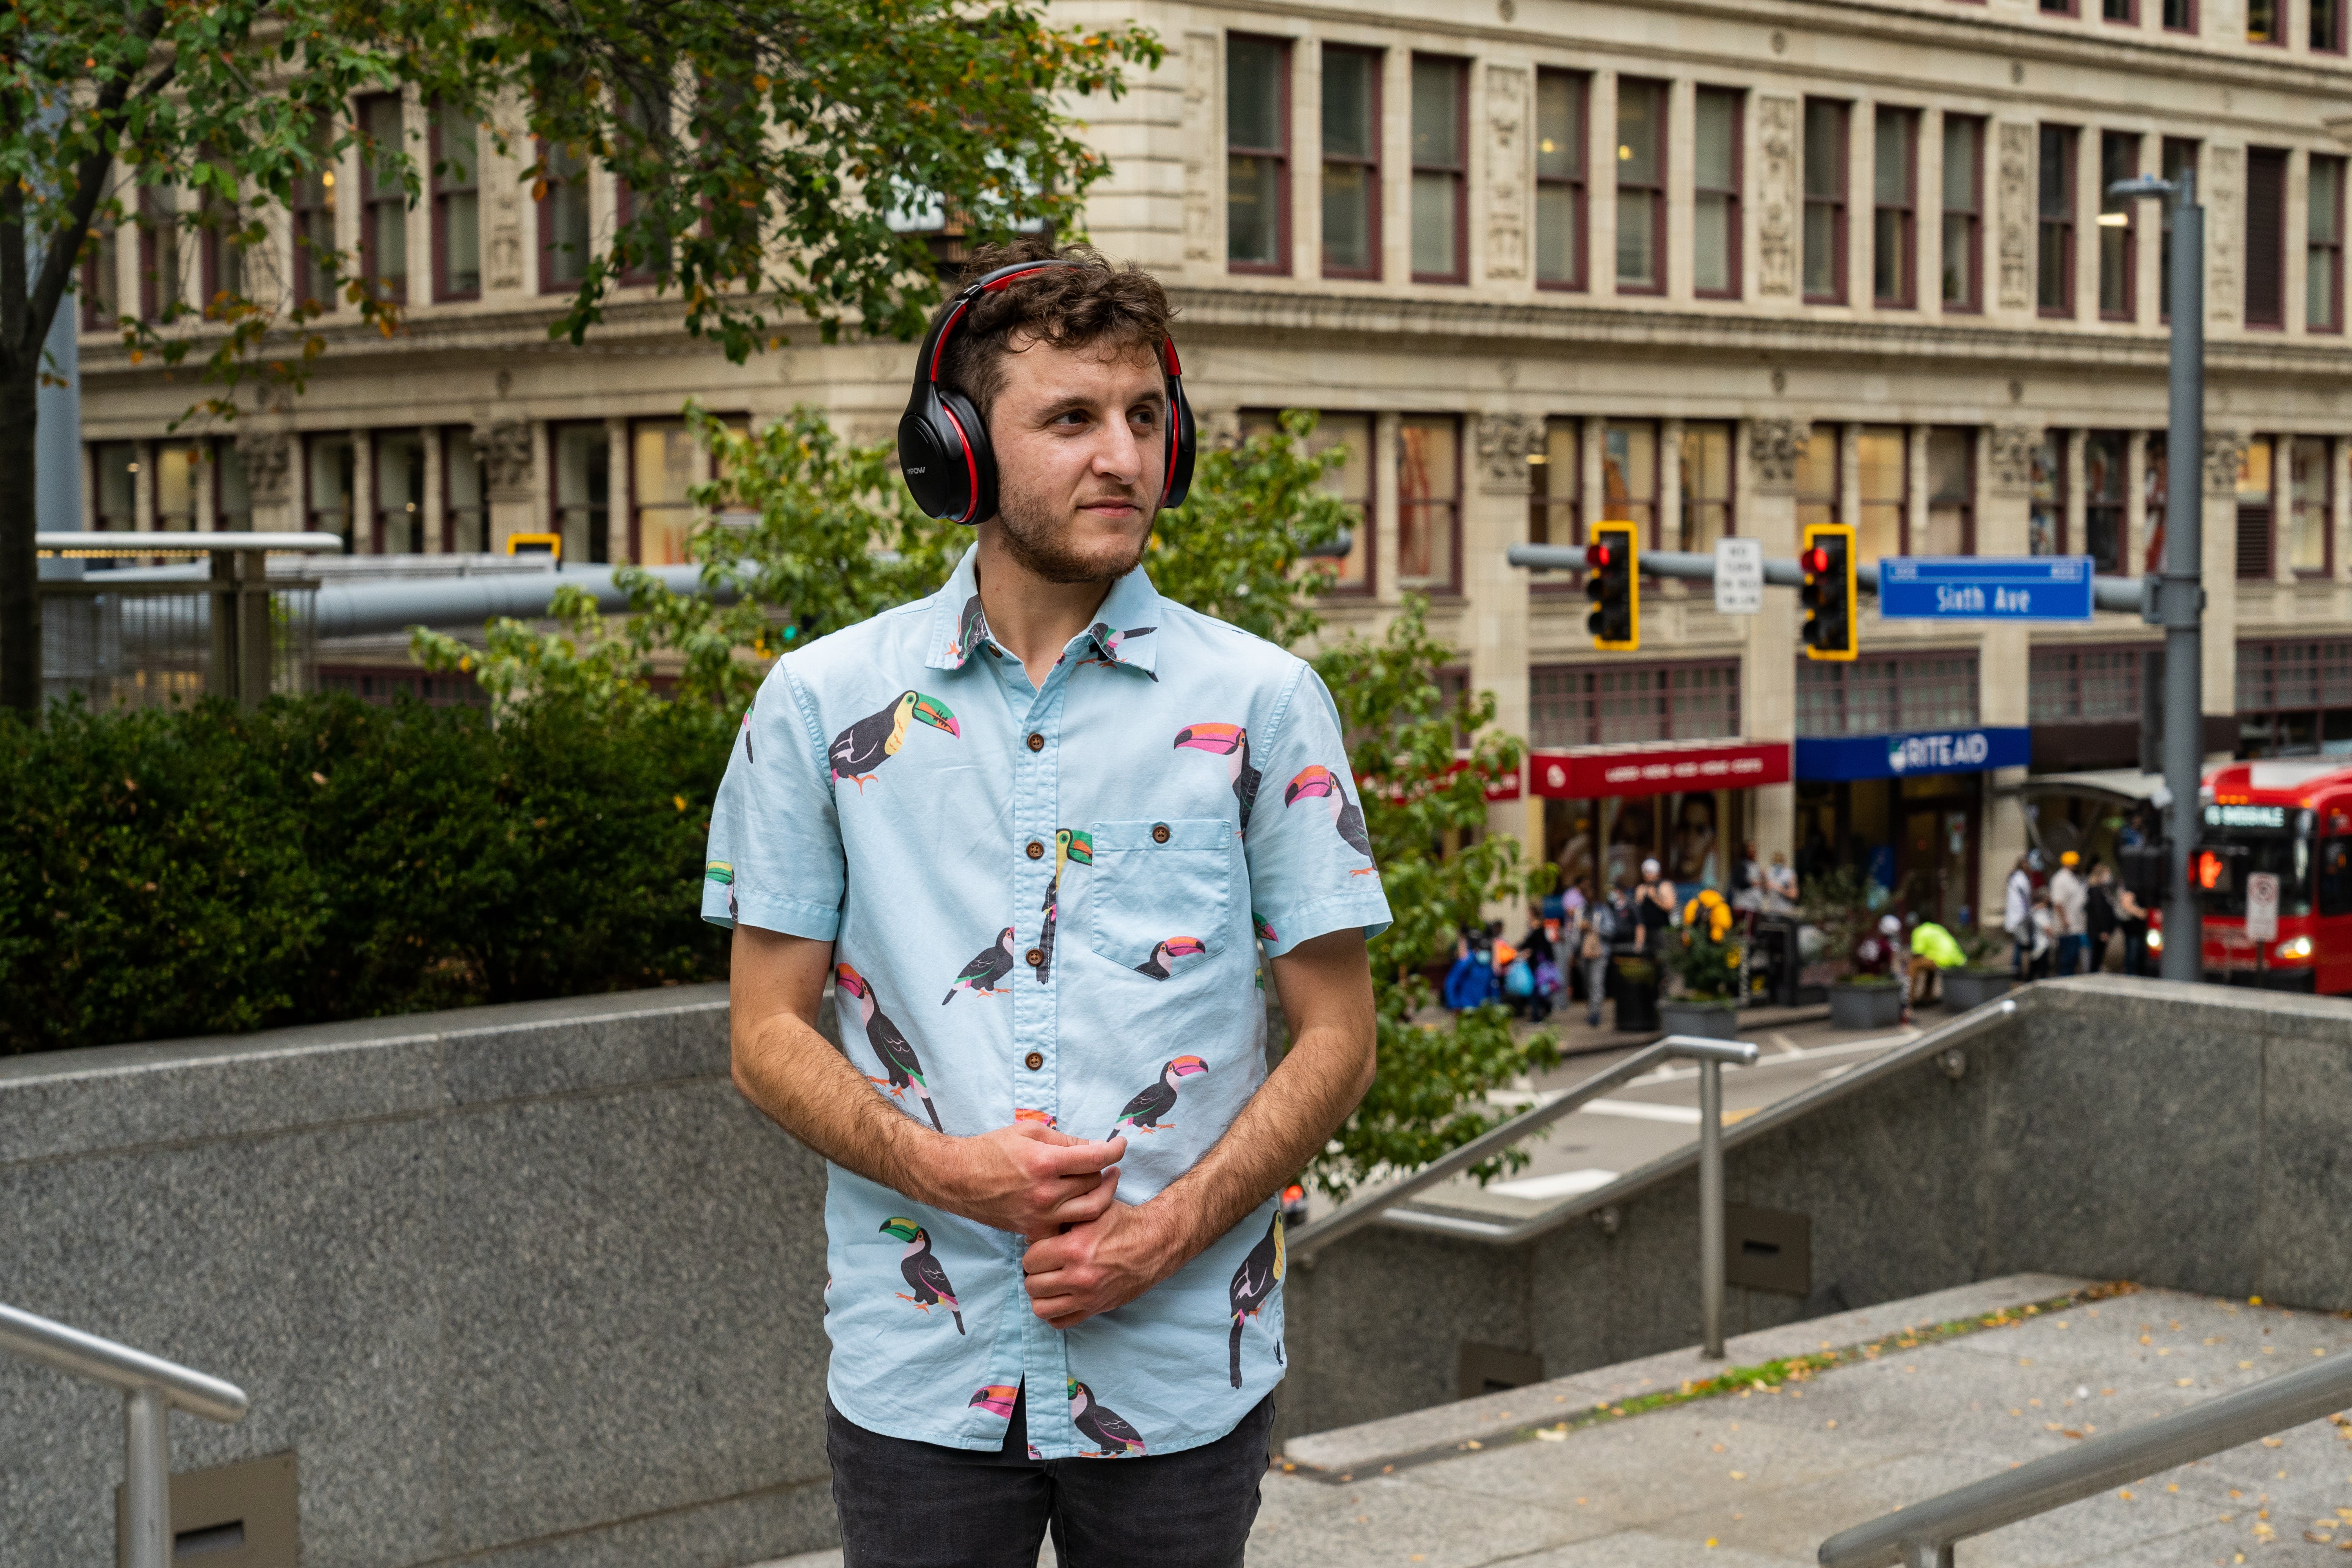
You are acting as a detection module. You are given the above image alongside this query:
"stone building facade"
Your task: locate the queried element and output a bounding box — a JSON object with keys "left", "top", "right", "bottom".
{"left": 75, "top": 0, "right": 2352, "bottom": 929}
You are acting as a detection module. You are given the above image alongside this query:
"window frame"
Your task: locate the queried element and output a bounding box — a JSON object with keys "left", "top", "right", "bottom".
{"left": 1613, "top": 76, "right": 1669, "bottom": 297}
{"left": 356, "top": 92, "right": 408, "bottom": 307}
{"left": 2102, "top": 0, "right": 2138, "bottom": 20}
{"left": 2317, "top": 0, "right": 2348, "bottom": 52}
{"left": 2246, "top": 0, "right": 2284, "bottom": 44}
{"left": 1802, "top": 98, "right": 1850, "bottom": 305}
{"left": 536, "top": 136, "right": 591, "bottom": 296}
{"left": 614, "top": 89, "right": 668, "bottom": 289}
{"left": 1855, "top": 424, "right": 1907, "bottom": 562}
{"left": 292, "top": 118, "right": 338, "bottom": 312}
{"left": 1225, "top": 33, "right": 1292, "bottom": 278}
{"left": 1528, "top": 658, "right": 1743, "bottom": 749}
{"left": 136, "top": 183, "right": 180, "bottom": 324}
{"left": 1534, "top": 67, "right": 1589, "bottom": 293}
{"left": 430, "top": 103, "right": 482, "bottom": 302}
{"left": 1409, "top": 54, "right": 1470, "bottom": 287}
{"left": 1602, "top": 419, "right": 1664, "bottom": 552}
{"left": 2289, "top": 435, "right": 2334, "bottom": 577}
{"left": 2083, "top": 429, "right": 2129, "bottom": 573}
{"left": 1871, "top": 107, "right": 1918, "bottom": 309}
{"left": 2244, "top": 146, "right": 2288, "bottom": 329}
{"left": 2039, "top": 0, "right": 2081, "bottom": 15}
{"left": 1692, "top": 85, "right": 1743, "bottom": 300}
{"left": 1795, "top": 652, "right": 1982, "bottom": 737}
{"left": 1396, "top": 412, "right": 1464, "bottom": 593}
{"left": 2162, "top": 0, "right": 2198, "bottom": 29}
{"left": 373, "top": 430, "right": 428, "bottom": 555}
{"left": 2236, "top": 434, "right": 2276, "bottom": 579}
{"left": 1529, "top": 416, "right": 1581, "bottom": 591}
{"left": 441, "top": 426, "right": 486, "bottom": 554}
{"left": 2098, "top": 131, "right": 2139, "bottom": 322}
{"left": 1941, "top": 113, "right": 1985, "bottom": 314}
{"left": 2030, "top": 429, "right": 2069, "bottom": 557}
{"left": 2310, "top": 153, "right": 2346, "bottom": 334}
{"left": 1240, "top": 408, "right": 1377, "bottom": 595}
{"left": 2028, "top": 644, "right": 2147, "bottom": 723}
{"left": 1925, "top": 426, "right": 1977, "bottom": 556}
{"left": 1320, "top": 44, "right": 1384, "bottom": 282}
{"left": 1677, "top": 421, "right": 1737, "bottom": 552}
{"left": 80, "top": 222, "right": 120, "bottom": 332}
{"left": 2037, "top": 124, "right": 2078, "bottom": 319}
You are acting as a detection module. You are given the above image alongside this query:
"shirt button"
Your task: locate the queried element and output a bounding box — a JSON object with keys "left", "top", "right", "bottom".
{"left": 1026, "top": 840, "right": 1045, "bottom": 860}
{"left": 1027, "top": 732, "right": 1045, "bottom": 752}
{"left": 1024, "top": 1051, "right": 1044, "bottom": 1071}
{"left": 1025, "top": 947, "right": 1044, "bottom": 967}
{"left": 1152, "top": 822, "right": 1171, "bottom": 844}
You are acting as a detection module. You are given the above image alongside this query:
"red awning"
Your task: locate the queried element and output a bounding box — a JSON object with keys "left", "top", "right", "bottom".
{"left": 1528, "top": 740, "right": 1791, "bottom": 800}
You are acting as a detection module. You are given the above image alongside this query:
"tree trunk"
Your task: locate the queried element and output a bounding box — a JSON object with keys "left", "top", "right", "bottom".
{"left": 0, "top": 361, "right": 37, "bottom": 713}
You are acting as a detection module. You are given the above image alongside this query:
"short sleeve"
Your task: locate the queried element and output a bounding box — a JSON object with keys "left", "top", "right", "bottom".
{"left": 701, "top": 661, "right": 847, "bottom": 939}
{"left": 1242, "top": 662, "right": 1393, "bottom": 958}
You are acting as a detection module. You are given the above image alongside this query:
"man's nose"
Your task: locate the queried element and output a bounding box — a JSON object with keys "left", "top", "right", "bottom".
{"left": 1093, "top": 416, "right": 1143, "bottom": 483}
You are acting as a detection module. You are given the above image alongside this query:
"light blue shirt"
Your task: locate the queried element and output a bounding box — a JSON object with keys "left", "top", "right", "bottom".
{"left": 702, "top": 544, "right": 1391, "bottom": 1459}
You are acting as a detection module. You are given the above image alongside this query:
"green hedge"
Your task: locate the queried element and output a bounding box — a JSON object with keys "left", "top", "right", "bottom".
{"left": 0, "top": 695, "right": 732, "bottom": 1054}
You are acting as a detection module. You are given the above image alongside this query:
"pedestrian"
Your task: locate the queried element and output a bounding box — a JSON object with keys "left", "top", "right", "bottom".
{"left": 1908, "top": 916, "right": 1965, "bottom": 1008}
{"left": 1515, "top": 918, "right": 1559, "bottom": 1024}
{"left": 2003, "top": 852, "right": 2036, "bottom": 978}
{"left": 1578, "top": 884, "right": 1616, "bottom": 1028}
{"left": 1764, "top": 851, "right": 1800, "bottom": 912}
{"left": 2116, "top": 880, "right": 2152, "bottom": 977}
{"left": 1634, "top": 857, "right": 1674, "bottom": 953}
{"left": 2050, "top": 851, "right": 2088, "bottom": 976}
{"left": 710, "top": 240, "right": 1391, "bottom": 1566}
{"left": 1730, "top": 838, "right": 1764, "bottom": 911}
{"left": 2029, "top": 885, "right": 2058, "bottom": 978}
{"left": 2083, "top": 860, "right": 2118, "bottom": 974}
{"left": 1444, "top": 927, "right": 1497, "bottom": 1011}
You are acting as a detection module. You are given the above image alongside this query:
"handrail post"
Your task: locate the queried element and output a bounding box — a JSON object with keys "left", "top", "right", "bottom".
{"left": 1699, "top": 1054, "right": 1726, "bottom": 1359}
{"left": 1902, "top": 1541, "right": 1953, "bottom": 1568}
{"left": 123, "top": 1383, "right": 170, "bottom": 1568}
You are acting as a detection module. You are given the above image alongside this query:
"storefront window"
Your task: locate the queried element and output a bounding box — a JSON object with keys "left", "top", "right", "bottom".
{"left": 2029, "top": 645, "right": 2143, "bottom": 721}
{"left": 309, "top": 434, "right": 355, "bottom": 550}
{"left": 633, "top": 420, "right": 697, "bottom": 566}
{"left": 2236, "top": 637, "right": 2352, "bottom": 755}
{"left": 154, "top": 443, "right": 200, "bottom": 531}
{"left": 1529, "top": 659, "right": 1741, "bottom": 748}
{"left": 553, "top": 424, "right": 610, "bottom": 564}
{"left": 1797, "top": 653, "right": 1980, "bottom": 736}
{"left": 1677, "top": 422, "right": 1731, "bottom": 552}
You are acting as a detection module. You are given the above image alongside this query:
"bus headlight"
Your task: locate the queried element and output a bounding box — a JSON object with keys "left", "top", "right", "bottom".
{"left": 2147, "top": 928, "right": 2164, "bottom": 951}
{"left": 2276, "top": 936, "right": 2313, "bottom": 962}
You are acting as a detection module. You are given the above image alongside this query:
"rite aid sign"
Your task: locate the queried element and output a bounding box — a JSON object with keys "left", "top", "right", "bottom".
{"left": 1795, "top": 726, "right": 2031, "bottom": 782}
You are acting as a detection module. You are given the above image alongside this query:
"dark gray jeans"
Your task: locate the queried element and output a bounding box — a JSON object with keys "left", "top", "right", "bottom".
{"left": 826, "top": 1386, "right": 1274, "bottom": 1568}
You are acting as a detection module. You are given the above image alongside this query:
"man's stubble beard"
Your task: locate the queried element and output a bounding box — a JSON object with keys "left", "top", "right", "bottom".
{"left": 990, "top": 482, "right": 1152, "bottom": 587}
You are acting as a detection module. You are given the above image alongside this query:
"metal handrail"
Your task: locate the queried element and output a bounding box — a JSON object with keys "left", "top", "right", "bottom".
{"left": 1, "top": 1301, "right": 251, "bottom": 1568}
{"left": 1292, "top": 1034, "right": 1760, "bottom": 1356}
{"left": 1819, "top": 1349, "right": 2352, "bottom": 1568}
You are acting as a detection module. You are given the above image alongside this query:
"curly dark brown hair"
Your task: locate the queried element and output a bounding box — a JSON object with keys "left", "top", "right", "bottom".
{"left": 934, "top": 238, "right": 1175, "bottom": 423}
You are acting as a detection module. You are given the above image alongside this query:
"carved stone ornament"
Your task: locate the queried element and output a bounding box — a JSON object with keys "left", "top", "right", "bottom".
{"left": 2204, "top": 430, "right": 2251, "bottom": 495}
{"left": 1181, "top": 32, "right": 1218, "bottom": 268}
{"left": 1485, "top": 66, "right": 1529, "bottom": 282}
{"left": 2206, "top": 146, "right": 2241, "bottom": 323}
{"left": 472, "top": 418, "right": 535, "bottom": 493}
{"left": 1475, "top": 413, "right": 1546, "bottom": 489}
{"left": 1755, "top": 98, "right": 1798, "bottom": 298}
{"left": 1748, "top": 417, "right": 1805, "bottom": 489}
{"left": 232, "top": 430, "right": 292, "bottom": 502}
{"left": 486, "top": 185, "right": 523, "bottom": 293}
{"left": 1987, "top": 425, "right": 2041, "bottom": 493}
{"left": 1997, "top": 123, "right": 2034, "bottom": 311}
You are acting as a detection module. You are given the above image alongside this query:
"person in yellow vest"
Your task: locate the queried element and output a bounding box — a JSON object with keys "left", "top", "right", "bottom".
{"left": 1908, "top": 918, "right": 1967, "bottom": 1008}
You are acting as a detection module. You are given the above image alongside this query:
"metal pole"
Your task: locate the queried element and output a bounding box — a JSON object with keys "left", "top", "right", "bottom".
{"left": 1901, "top": 1541, "right": 1955, "bottom": 1568}
{"left": 2162, "top": 175, "right": 2205, "bottom": 983}
{"left": 1699, "top": 1056, "right": 1726, "bottom": 1359}
{"left": 123, "top": 1383, "right": 170, "bottom": 1568}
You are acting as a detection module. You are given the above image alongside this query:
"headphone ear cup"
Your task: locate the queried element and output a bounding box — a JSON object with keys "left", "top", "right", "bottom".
{"left": 936, "top": 387, "right": 998, "bottom": 527}
{"left": 1161, "top": 377, "right": 1196, "bottom": 510}
{"left": 897, "top": 389, "right": 969, "bottom": 522}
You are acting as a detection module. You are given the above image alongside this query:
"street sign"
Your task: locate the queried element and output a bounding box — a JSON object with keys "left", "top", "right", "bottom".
{"left": 2247, "top": 871, "right": 2280, "bottom": 941}
{"left": 1877, "top": 556, "right": 2095, "bottom": 622}
{"left": 1714, "top": 538, "right": 1762, "bottom": 615}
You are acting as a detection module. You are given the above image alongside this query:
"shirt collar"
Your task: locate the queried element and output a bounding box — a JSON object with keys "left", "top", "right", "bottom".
{"left": 925, "top": 543, "right": 1165, "bottom": 681}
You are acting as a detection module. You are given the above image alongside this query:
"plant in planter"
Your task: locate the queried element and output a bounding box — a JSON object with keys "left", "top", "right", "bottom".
{"left": 1798, "top": 868, "right": 1907, "bottom": 1028}
{"left": 1940, "top": 924, "right": 2017, "bottom": 1010}
{"left": 1659, "top": 889, "right": 1744, "bottom": 1038}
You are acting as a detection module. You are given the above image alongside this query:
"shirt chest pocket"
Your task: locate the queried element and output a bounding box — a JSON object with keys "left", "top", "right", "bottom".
{"left": 1084, "top": 819, "right": 1237, "bottom": 976}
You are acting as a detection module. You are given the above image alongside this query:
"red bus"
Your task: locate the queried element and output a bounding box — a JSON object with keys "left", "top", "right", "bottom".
{"left": 2156, "top": 759, "right": 2352, "bottom": 995}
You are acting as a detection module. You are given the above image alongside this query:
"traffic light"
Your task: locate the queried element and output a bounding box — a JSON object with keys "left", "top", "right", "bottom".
{"left": 1799, "top": 523, "right": 1857, "bottom": 661}
{"left": 1585, "top": 522, "right": 1639, "bottom": 650}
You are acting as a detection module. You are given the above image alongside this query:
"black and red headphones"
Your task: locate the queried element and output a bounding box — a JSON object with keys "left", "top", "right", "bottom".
{"left": 897, "top": 259, "right": 1196, "bottom": 525}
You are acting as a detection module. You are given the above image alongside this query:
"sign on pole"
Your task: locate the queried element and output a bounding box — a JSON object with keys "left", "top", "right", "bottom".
{"left": 2246, "top": 872, "right": 2280, "bottom": 942}
{"left": 1877, "top": 557, "right": 2095, "bottom": 622}
{"left": 1714, "top": 538, "right": 1763, "bottom": 615}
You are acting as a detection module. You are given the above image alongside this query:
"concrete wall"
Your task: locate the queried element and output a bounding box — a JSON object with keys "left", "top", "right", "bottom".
{"left": 1280, "top": 977, "right": 2352, "bottom": 1442}
{"left": 0, "top": 986, "right": 837, "bottom": 1568}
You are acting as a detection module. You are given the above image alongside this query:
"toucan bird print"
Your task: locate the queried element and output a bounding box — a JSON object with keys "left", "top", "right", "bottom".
{"left": 1173, "top": 722, "right": 1260, "bottom": 831}
{"left": 829, "top": 690, "right": 958, "bottom": 792}
{"left": 1067, "top": 1379, "right": 1146, "bottom": 1457}
{"left": 836, "top": 963, "right": 942, "bottom": 1132}
{"left": 1283, "top": 764, "right": 1374, "bottom": 860}
{"left": 943, "top": 927, "right": 1018, "bottom": 1003}
{"left": 1079, "top": 622, "right": 1156, "bottom": 677}
{"left": 1111, "top": 1056, "right": 1208, "bottom": 1137}
{"left": 968, "top": 1384, "right": 1019, "bottom": 1417}
{"left": 1227, "top": 1209, "right": 1287, "bottom": 1387}
{"left": 1134, "top": 937, "right": 1206, "bottom": 980}
{"left": 1035, "top": 829, "right": 1093, "bottom": 986}
{"left": 878, "top": 1217, "right": 964, "bottom": 1333}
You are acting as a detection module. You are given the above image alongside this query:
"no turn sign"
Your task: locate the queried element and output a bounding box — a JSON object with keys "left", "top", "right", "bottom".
{"left": 2247, "top": 872, "right": 2280, "bottom": 942}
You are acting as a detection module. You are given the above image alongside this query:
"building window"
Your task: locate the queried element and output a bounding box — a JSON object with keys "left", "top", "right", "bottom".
{"left": 1242, "top": 410, "right": 1373, "bottom": 591}
{"left": 1615, "top": 78, "right": 1666, "bottom": 294}
{"left": 1925, "top": 428, "right": 1974, "bottom": 554}
{"left": 2163, "top": 0, "right": 2196, "bottom": 28}
{"left": 2040, "top": 0, "right": 2078, "bottom": 13}
{"left": 2037, "top": 126, "right": 2076, "bottom": 318}
{"left": 2318, "top": 0, "right": 2347, "bottom": 49}
{"left": 632, "top": 421, "right": 695, "bottom": 564}
{"left": 1796, "top": 423, "right": 1839, "bottom": 532}
{"left": 1530, "top": 417, "right": 1581, "bottom": 565}
{"left": 1941, "top": 115, "right": 1984, "bottom": 311}
{"left": 1322, "top": 47, "right": 1381, "bottom": 280}
{"left": 1601, "top": 421, "right": 1659, "bottom": 547}
{"left": 2160, "top": 140, "right": 2197, "bottom": 321}
{"left": 432, "top": 103, "right": 481, "bottom": 300}
{"left": 2029, "top": 431, "right": 2065, "bottom": 555}
{"left": 2310, "top": 155, "right": 2345, "bottom": 331}
{"left": 81, "top": 222, "right": 120, "bottom": 331}
{"left": 358, "top": 93, "right": 407, "bottom": 304}
{"left": 2030, "top": 646, "right": 2145, "bottom": 722}
{"left": 198, "top": 177, "right": 244, "bottom": 317}
{"left": 136, "top": 183, "right": 185, "bottom": 323}
{"left": 2247, "top": 0, "right": 2281, "bottom": 41}
{"left": 1226, "top": 36, "right": 1289, "bottom": 275}
{"left": 1534, "top": 70, "right": 1587, "bottom": 290}
{"left": 2144, "top": 432, "right": 2170, "bottom": 572}
{"left": 2290, "top": 436, "right": 2332, "bottom": 575}
{"left": 1678, "top": 423, "right": 1733, "bottom": 551}
{"left": 308, "top": 435, "right": 356, "bottom": 550}
{"left": 2085, "top": 431, "right": 2127, "bottom": 572}
{"left": 376, "top": 431, "right": 426, "bottom": 554}
{"left": 2098, "top": 132, "right": 2138, "bottom": 320}
{"left": 216, "top": 439, "right": 253, "bottom": 532}
{"left": 1856, "top": 426, "right": 1905, "bottom": 562}
{"left": 1802, "top": 100, "right": 1848, "bottom": 303}
{"left": 2238, "top": 436, "right": 2275, "bottom": 578}
{"left": 2236, "top": 639, "right": 2352, "bottom": 755}
{"left": 613, "top": 90, "right": 666, "bottom": 287}
{"left": 538, "top": 138, "right": 590, "bottom": 292}
{"left": 1692, "top": 88, "right": 1742, "bottom": 298}
{"left": 1797, "top": 653, "right": 1980, "bottom": 736}
{"left": 1410, "top": 57, "right": 1467, "bottom": 284}
{"left": 1872, "top": 109, "right": 1916, "bottom": 308}
{"left": 1530, "top": 660, "right": 1741, "bottom": 748}
{"left": 1397, "top": 415, "right": 1460, "bottom": 591}
{"left": 2103, "top": 0, "right": 2138, "bottom": 20}
{"left": 91, "top": 443, "right": 136, "bottom": 529}
{"left": 294, "top": 119, "right": 338, "bottom": 311}
{"left": 2244, "top": 147, "right": 2287, "bottom": 328}
{"left": 552, "top": 424, "right": 611, "bottom": 564}
{"left": 443, "top": 428, "right": 486, "bottom": 553}
{"left": 154, "top": 443, "right": 198, "bottom": 531}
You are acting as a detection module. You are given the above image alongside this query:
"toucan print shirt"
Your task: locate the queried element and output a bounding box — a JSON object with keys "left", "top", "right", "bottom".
{"left": 701, "top": 543, "right": 1391, "bottom": 1459}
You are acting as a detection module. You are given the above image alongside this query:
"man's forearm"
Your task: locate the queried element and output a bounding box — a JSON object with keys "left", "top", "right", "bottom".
{"left": 732, "top": 1006, "right": 945, "bottom": 1201}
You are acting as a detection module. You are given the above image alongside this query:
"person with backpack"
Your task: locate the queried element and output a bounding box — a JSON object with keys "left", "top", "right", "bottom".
{"left": 1580, "top": 886, "right": 1623, "bottom": 1029}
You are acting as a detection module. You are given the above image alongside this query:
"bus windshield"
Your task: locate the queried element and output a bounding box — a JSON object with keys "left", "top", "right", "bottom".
{"left": 2196, "top": 829, "right": 2313, "bottom": 917}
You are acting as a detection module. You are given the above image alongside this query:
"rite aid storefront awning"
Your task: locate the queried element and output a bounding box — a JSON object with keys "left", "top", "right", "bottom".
{"left": 1795, "top": 726, "right": 2032, "bottom": 781}
{"left": 1530, "top": 739, "right": 1792, "bottom": 798}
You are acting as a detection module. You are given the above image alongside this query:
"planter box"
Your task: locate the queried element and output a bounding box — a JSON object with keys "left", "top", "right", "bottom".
{"left": 1658, "top": 999, "right": 1740, "bottom": 1040}
{"left": 1943, "top": 968, "right": 2015, "bottom": 1012}
{"left": 1611, "top": 955, "right": 1660, "bottom": 1033}
{"left": 1829, "top": 980, "right": 1905, "bottom": 1030}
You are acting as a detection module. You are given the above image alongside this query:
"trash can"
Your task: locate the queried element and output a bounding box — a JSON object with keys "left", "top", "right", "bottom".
{"left": 1612, "top": 953, "right": 1660, "bottom": 1033}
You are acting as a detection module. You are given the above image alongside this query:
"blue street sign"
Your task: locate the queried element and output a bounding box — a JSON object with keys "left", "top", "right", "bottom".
{"left": 1877, "top": 556, "right": 2095, "bottom": 621}
{"left": 1795, "top": 726, "right": 2033, "bottom": 782}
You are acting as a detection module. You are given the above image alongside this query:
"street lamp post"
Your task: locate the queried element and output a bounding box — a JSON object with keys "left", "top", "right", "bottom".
{"left": 2109, "top": 170, "right": 2204, "bottom": 984}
